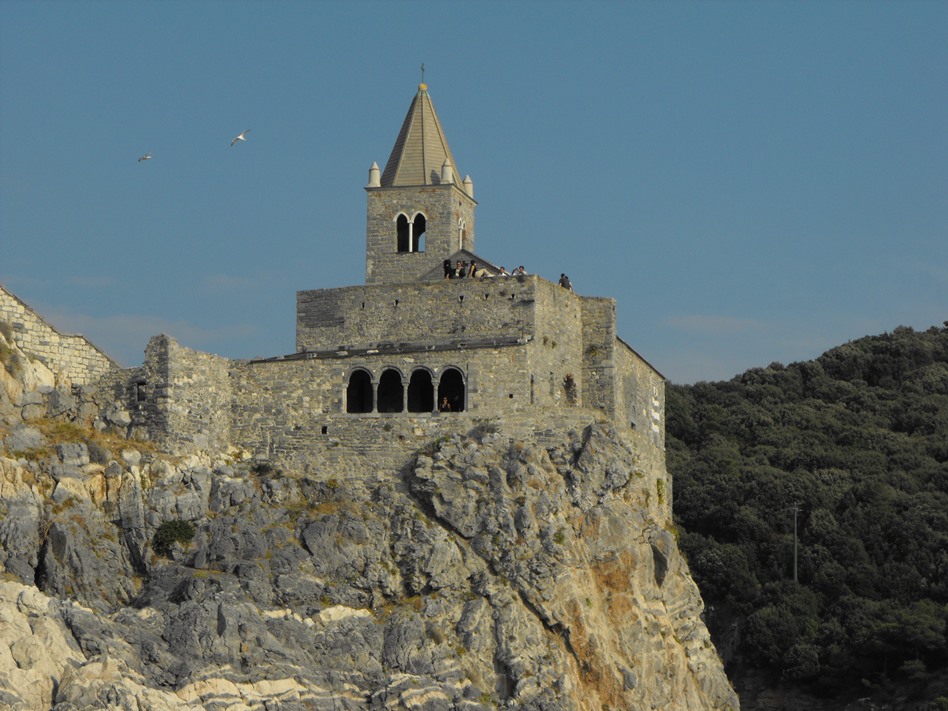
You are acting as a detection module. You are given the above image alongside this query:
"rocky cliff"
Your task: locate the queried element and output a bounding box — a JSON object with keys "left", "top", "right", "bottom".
{"left": 0, "top": 327, "right": 738, "bottom": 710}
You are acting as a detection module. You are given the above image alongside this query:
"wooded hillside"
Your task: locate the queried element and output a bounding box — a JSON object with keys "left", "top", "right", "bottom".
{"left": 668, "top": 325, "right": 948, "bottom": 709}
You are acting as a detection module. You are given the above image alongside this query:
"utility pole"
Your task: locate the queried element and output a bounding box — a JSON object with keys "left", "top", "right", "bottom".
{"left": 791, "top": 503, "right": 800, "bottom": 583}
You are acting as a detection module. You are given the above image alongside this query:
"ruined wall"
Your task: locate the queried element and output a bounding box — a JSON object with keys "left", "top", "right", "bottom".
{"left": 132, "top": 335, "right": 234, "bottom": 452}
{"left": 0, "top": 284, "right": 118, "bottom": 386}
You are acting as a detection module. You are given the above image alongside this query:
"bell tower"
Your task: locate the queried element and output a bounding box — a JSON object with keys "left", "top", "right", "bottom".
{"left": 364, "top": 83, "right": 476, "bottom": 285}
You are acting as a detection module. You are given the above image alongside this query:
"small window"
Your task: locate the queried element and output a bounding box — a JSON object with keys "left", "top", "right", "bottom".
{"left": 136, "top": 381, "right": 147, "bottom": 402}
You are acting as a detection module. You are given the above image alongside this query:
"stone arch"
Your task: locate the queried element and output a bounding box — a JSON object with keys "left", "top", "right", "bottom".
{"left": 377, "top": 368, "right": 405, "bottom": 413}
{"left": 346, "top": 368, "right": 374, "bottom": 414}
{"left": 396, "top": 213, "right": 410, "bottom": 253}
{"left": 407, "top": 368, "right": 435, "bottom": 413}
{"left": 411, "top": 212, "right": 426, "bottom": 253}
{"left": 438, "top": 366, "right": 466, "bottom": 412}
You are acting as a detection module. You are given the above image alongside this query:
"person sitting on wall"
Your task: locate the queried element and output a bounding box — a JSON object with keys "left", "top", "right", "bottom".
{"left": 444, "top": 259, "right": 453, "bottom": 279}
{"left": 558, "top": 273, "right": 573, "bottom": 291}
{"left": 497, "top": 266, "right": 509, "bottom": 277}
{"left": 455, "top": 260, "right": 465, "bottom": 278}
{"left": 514, "top": 265, "right": 527, "bottom": 276}
{"left": 467, "top": 260, "right": 478, "bottom": 278}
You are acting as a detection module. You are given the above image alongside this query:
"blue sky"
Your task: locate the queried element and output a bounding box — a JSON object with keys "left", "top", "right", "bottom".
{"left": 1, "top": 1, "right": 945, "bottom": 383}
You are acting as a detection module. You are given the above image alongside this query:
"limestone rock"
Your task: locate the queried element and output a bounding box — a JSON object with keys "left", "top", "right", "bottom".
{"left": 0, "top": 338, "right": 738, "bottom": 709}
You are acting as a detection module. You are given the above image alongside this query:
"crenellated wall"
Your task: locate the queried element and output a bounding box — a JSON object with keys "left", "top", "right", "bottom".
{"left": 0, "top": 283, "right": 118, "bottom": 386}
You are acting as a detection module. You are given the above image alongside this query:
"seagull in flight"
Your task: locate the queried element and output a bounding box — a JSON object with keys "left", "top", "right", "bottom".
{"left": 138, "top": 152, "right": 152, "bottom": 162}
{"left": 231, "top": 129, "right": 251, "bottom": 146}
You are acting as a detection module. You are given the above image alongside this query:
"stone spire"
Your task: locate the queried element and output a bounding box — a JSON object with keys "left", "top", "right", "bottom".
{"left": 380, "top": 83, "right": 461, "bottom": 187}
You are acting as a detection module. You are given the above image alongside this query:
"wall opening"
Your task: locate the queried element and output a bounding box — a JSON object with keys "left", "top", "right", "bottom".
{"left": 396, "top": 214, "right": 410, "bottom": 253}
{"left": 346, "top": 369, "right": 373, "bottom": 413}
{"left": 412, "top": 214, "right": 426, "bottom": 252}
{"left": 377, "top": 368, "right": 404, "bottom": 413}
{"left": 407, "top": 369, "right": 434, "bottom": 413}
{"left": 438, "top": 367, "right": 465, "bottom": 412}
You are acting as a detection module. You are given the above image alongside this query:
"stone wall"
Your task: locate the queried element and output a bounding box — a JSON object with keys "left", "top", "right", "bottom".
{"left": 529, "top": 282, "right": 586, "bottom": 409}
{"left": 615, "top": 337, "right": 665, "bottom": 450}
{"left": 0, "top": 283, "right": 118, "bottom": 386}
{"left": 580, "top": 297, "right": 619, "bottom": 417}
{"left": 129, "top": 335, "right": 234, "bottom": 452}
{"left": 296, "top": 274, "right": 540, "bottom": 353}
{"left": 365, "top": 184, "right": 476, "bottom": 285}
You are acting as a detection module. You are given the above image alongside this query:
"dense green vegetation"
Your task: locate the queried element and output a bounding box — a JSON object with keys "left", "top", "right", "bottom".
{"left": 668, "top": 325, "right": 948, "bottom": 707}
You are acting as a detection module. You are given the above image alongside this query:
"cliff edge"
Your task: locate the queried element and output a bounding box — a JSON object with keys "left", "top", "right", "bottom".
{"left": 0, "top": 326, "right": 737, "bottom": 709}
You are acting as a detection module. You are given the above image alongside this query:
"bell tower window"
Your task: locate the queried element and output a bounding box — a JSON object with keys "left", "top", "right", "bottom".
{"left": 396, "top": 212, "right": 427, "bottom": 254}
{"left": 396, "top": 214, "right": 410, "bottom": 253}
{"left": 412, "top": 213, "right": 426, "bottom": 252}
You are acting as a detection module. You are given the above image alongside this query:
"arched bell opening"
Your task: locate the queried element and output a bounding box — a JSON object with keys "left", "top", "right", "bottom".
{"left": 396, "top": 214, "right": 410, "bottom": 253}
{"left": 411, "top": 213, "right": 426, "bottom": 252}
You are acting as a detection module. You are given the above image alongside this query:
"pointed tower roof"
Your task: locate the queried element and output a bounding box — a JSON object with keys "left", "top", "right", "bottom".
{"left": 380, "top": 84, "right": 461, "bottom": 188}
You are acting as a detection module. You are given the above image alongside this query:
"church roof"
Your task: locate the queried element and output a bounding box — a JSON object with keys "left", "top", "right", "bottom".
{"left": 380, "top": 84, "right": 461, "bottom": 188}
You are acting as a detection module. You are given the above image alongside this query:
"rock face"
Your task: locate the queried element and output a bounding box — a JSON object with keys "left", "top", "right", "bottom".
{"left": 0, "top": 328, "right": 738, "bottom": 709}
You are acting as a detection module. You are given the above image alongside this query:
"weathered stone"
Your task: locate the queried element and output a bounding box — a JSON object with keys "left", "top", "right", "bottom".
{"left": 3, "top": 424, "right": 44, "bottom": 452}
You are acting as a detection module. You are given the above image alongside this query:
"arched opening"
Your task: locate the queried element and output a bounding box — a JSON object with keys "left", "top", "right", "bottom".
{"left": 411, "top": 213, "right": 426, "bottom": 252}
{"left": 346, "top": 369, "right": 373, "bottom": 413}
{"left": 396, "top": 214, "right": 410, "bottom": 253}
{"left": 377, "top": 368, "right": 404, "bottom": 413}
{"left": 438, "top": 367, "right": 465, "bottom": 412}
{"left": 407, "top": 369, "right": 434, "bottom": 413}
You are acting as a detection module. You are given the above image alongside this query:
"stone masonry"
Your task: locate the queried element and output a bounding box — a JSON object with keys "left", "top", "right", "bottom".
{"left": 0, "top": 283, "right": 118, "bottom": 387}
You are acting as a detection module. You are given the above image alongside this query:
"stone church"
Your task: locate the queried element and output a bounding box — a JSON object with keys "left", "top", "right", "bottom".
{"left": 5, "top": 83, "right": 667, "bottom": 474}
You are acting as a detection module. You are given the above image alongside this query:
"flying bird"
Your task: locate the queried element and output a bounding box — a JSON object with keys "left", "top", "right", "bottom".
{"left": 138, "top": 152, "right": 152, "bottom": 162}
{"left": 231, "top": 129, "right": 251, "bottom": 146}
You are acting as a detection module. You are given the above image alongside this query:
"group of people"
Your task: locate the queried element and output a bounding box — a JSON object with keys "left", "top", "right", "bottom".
{"left": 441, "top": 259, "right": 572, "bottom": 290}
{"left": 442, "top": 260, "right": 528, "bottom": 280}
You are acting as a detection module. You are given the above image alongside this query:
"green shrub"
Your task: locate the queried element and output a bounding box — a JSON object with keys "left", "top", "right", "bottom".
{"left": 152, "top": 519, "right": 195, "bottom": 557}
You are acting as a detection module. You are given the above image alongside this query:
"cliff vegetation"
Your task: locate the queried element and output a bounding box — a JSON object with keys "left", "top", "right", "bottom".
{"left": 668, "top": 325, "right": 948, "bottom": 710}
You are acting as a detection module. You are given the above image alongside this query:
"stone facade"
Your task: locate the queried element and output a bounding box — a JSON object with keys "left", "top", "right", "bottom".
{"left": 365, "top": 183, "right": 477, "bottom": 285}
{"left": 0, "top": 284, "right": 118, "bottom": 387}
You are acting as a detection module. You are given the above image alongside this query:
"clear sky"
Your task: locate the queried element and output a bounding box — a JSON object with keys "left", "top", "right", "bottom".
{"left": 1, "top": 1, "right": 945, "bottom": 384}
